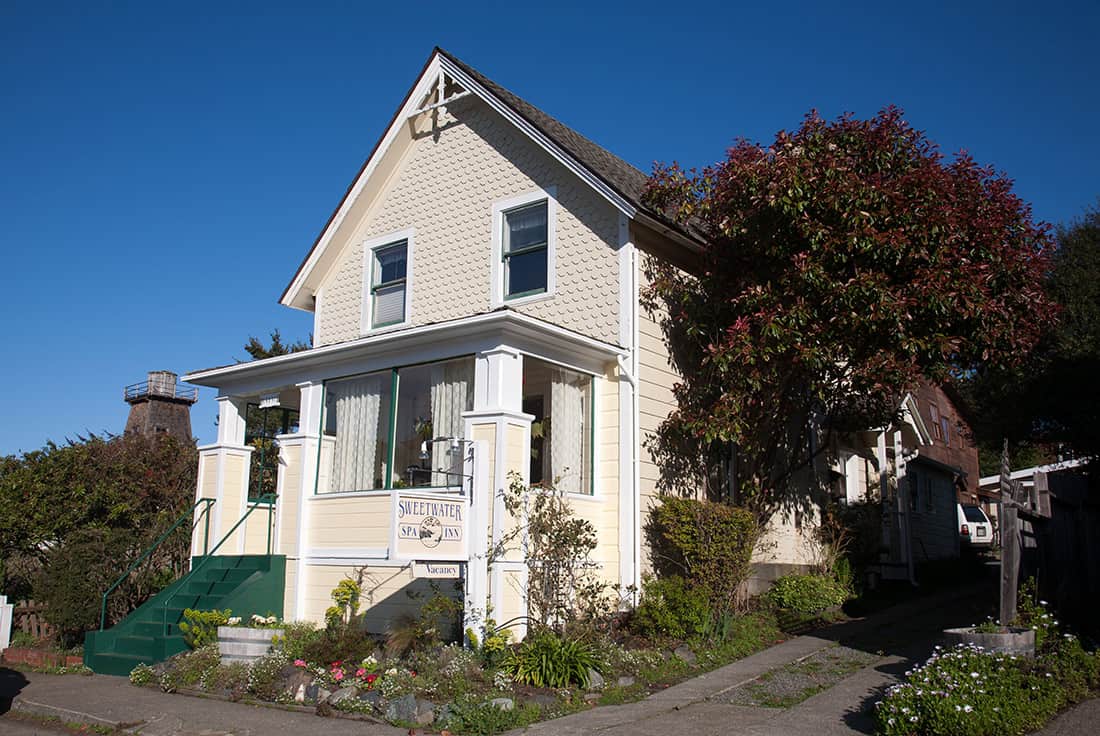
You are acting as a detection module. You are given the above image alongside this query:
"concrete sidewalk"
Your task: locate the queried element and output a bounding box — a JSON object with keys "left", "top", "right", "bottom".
{"left": 2, "top": 670, "right": 406, "bottom": 736}
{"left": 0, "top": 585, "right": 1006, "bottom": 736}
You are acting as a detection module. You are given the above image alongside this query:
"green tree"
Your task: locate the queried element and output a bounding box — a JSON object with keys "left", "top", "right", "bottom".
{"left": 242, "top": 329, "right": 310, "bottom": 360}
{"left": 963, "top": 201, "right": 1100, "bottom": 466}
{"left": 0, "top": 432, "right": 198, "bottom": 642}
{"left": 642, "top": 108, "right": 1054, "bottom": 521}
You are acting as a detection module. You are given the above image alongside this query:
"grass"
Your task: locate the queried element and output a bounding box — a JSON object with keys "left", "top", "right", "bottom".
{"left": 3, "top": 711, "right": 119, "bottom": 735}
{"left": 725, "top": 644, "right": 880, "bottom": 709}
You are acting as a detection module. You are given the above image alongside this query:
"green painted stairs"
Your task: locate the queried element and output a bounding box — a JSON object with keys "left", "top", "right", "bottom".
{"left": 84, "top": 554, "right": 285, "bottom": 676}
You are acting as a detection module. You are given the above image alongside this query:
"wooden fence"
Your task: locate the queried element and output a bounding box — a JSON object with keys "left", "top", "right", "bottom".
{"left": 12, "top": 599, "right": 53, "bottom": 640}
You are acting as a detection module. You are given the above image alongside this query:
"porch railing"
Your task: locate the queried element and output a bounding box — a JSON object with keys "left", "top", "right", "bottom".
{"left": 99, "top": 497, "right": 216, "bottom": 631}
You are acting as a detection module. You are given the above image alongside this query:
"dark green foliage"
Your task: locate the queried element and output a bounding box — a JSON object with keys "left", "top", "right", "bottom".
{"left": 385, "top": 590, "right": 463, "bottom": 657}
{"left": 962, "top": 201, "right": 1100, "bottom": 464}
{"left": 272, "top": 621, "right": 322, "bottom": 661}
{"left": 302, "top": 626, "right": 377, "bottom": 666}
{"left": 439, "top": 698, "right": 542, "bottom": 735}
{"left": 503, "top": 629, "right": 600, "bottom": 688}
{"left": 242, "top": 329, "right": 310, "bottom": 360}
{"left": 170, "top": 645, "right": 221, "bottom": 687}
{"left": 34, "top": 529, "right": 137, "bottom": 647}
{"left": 645, "top": 496, "right": 756, "bottom": 611}
{"left": 0, "top": 432, "right": 197, "bottom": 643}
{"left": 178, "top": 609, "right": 231, "bottom": 649}
{"left": 631, "top": 575, "right": 711, "bottom": 641}
{"left": 766, "top": 574, "right": 850, "bottom": 615}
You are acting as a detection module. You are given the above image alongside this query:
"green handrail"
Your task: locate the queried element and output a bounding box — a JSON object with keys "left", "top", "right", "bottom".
{"left": 100, "top": 497, "right": 216, "bottom": 631}
{"left": 158, "top": 494, "right": 277, "bottom": 633}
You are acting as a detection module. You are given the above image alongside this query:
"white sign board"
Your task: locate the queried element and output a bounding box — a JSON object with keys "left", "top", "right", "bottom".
{"left": 413, "top": 562, "right": 463, "bottom": 579}
{"left": 391, "top": 491, "right": 469, "bottom": 561}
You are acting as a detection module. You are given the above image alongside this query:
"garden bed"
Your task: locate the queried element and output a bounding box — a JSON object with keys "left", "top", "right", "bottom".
{"left": 1, "top": 646, "right": 84, "bottom": 670}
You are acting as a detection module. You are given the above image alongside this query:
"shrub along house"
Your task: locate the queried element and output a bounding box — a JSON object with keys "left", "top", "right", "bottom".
{"left": 84, "top": 49, "right": 976, "bottom": 673}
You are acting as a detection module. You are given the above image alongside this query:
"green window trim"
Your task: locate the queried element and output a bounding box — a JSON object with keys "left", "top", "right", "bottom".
{"left": 314, "top": 356, "right": 476, "bottom": 496}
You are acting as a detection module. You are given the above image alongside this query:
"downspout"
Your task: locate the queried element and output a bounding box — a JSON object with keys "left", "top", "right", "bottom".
{"left": 617, "top": 239, "right": 641, "bottom": 604}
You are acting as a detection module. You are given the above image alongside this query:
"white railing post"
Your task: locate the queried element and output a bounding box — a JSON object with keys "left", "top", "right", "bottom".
{"left": 0, "top": 594, "right": 13, "bottom": 652}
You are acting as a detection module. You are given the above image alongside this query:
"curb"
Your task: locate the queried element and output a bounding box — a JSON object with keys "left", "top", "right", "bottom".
{"left": 12, "top": 696, "right": 142, "bottom": 732}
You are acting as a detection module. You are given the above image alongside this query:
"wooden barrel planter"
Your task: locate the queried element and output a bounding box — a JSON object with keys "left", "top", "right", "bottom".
{"left": 943, "top": 626, "right": 1035, "bottom": 657}
{"left": 217, "top": 626, "right": 284, "bottom": 665}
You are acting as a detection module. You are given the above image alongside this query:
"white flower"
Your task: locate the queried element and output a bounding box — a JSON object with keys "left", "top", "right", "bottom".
{"left": 888, "top": 718, "right": 895, "bottom": 726}
{"left": 1040, "top": 600, "right": 1048, "bottom": 605}
{"left": 970, "top": 672, "right": 979, "bottom": 678}
{"left": 227, "top": 616, "right": 242, "bottom": 625}
{"left": 963, "top": 705, "right": 973, "bottom": 713}
{"left": 385, "top": 667, "right": 398, "bottom": 676}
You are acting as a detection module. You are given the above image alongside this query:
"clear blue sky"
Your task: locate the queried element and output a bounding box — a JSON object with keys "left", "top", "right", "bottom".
{"left": 2, "top": 1, "right": 1097, "bottom": 455}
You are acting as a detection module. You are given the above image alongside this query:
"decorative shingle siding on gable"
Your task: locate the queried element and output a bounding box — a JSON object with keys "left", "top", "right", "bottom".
{"left": 315, "top": 97, "right": 621, "bottom": 347}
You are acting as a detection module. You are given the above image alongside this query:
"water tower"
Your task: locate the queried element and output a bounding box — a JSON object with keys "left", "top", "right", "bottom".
{"left": 123, "top": 370, "right": 198, "bottom": 442}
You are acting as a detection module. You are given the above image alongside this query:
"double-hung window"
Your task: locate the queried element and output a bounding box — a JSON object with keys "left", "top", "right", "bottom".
{"left": 370, "top": 240, "right": 408, "bottom": 328}
{"left": 502, "top": 200, "right": 548, "bottom": 299}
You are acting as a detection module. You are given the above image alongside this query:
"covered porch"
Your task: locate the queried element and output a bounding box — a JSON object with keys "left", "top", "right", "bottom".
{"left": 183, "top": 311, "right": 628, "bottom": 637}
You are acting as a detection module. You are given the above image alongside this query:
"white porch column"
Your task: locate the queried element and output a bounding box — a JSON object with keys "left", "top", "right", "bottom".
{"left": 463, "top": 347, "right": 533, "bottom": 640}
{"left": 291, "top": 380, "right": 325, "bottom": 621}
{"left": 193, "top": 396, "right": 253, "bottom": 560}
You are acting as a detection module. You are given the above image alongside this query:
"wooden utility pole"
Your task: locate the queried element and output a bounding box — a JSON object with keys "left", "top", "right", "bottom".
{"left": 999, "top": 439, "right": 1021, "bottom": 625}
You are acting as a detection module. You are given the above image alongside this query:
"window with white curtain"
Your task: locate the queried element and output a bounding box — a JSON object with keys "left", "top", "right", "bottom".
{"left": 324, "top": 370, "right": 392, "bottom": 492}
{"left": 319, "top": 357, "right": 475, "bottom": 493}
{"left": 522, "top": 357, "right": 592, "bottom": 494}
{"left": 371, "top": 240, "right": 408, "bottom": 328}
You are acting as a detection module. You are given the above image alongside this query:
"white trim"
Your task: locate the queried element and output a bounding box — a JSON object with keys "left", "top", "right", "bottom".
{"left": 305, "top": 546, "right": 389, "bottom": 559}
{"left": 491, "top": 187, "right": 557, "bottom": 308}
{"left": 184, "top": 311, "right": 625, "bottom": 393}
{"left": 616, "top": 212, "right": 639, "bottom": 597}
{"left": 281, "top": 56, "right": 448, "bottom": 309}
{"left": 438, "top": 56, "right": 637, "bottom": 220}
{"left": 308, "top": 489, "right": 394, "bottom": 501}
{"left": 294, "top": 381, "right": 324, "bottom": 620}
{"left": 979, "top": 457, "right": 1090, "bottom": 488}
{"left": 360, "top": 228, "right": 416, "bottom": 334}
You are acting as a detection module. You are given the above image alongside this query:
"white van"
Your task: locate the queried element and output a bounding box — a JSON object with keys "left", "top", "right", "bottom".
{"left": 958, "top": 503, "right": 994, "bottom": 550}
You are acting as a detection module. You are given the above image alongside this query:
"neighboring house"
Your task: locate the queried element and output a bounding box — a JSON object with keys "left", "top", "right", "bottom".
{"left": 179, "top": 48, "right": 704, "bottom": 637}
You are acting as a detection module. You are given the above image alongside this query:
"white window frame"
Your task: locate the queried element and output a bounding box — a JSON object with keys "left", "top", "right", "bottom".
{"left": 491, "top": 187, "right": 557, "bottom": 308}
{"left": 360, "top": 228, "right": 415, "bottom": 334}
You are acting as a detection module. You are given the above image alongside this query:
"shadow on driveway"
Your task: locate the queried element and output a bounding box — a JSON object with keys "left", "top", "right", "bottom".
{"left": 0, "top": 668, "right": 30, "bottom": 714}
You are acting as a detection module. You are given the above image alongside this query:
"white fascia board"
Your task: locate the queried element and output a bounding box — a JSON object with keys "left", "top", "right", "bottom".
{"left": 282, "top": 51, "right": 647, "bottom": 310}
{"left": 183, "top": 311, "right": 626, "bottom": 394}
{"left": 900, "top": 393, "right": 933, "bottom": 446}
{"left": 438, "top": 56, "right": 637, "bottom": 221}
{"left": 280, "top": 58, "right": 446, "bottom": 310}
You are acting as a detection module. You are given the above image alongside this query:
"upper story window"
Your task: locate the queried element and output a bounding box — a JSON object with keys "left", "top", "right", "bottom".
{"left": 361, "top": 229, "right": 414, "bottom": 333}
{"left": 492, "top": 188, "right": 556, "bottom": 307}
{"left": 372, "top": 241, "right": 408, "bottom": 327}
{"left": 929, "top": 403, "right": 942, "bottom": 441}
{"left": 503, "top": 201, "right": 548, "bottom": 298}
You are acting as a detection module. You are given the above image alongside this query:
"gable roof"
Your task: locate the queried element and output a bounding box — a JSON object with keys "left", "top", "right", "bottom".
{"left": 280, "top": 47, "right": 702, "bottom": 309}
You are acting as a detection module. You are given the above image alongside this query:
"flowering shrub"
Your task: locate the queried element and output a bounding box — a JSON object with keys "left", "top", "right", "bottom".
{"left": 875, "top": 636, "right": 1099, "bottom": 736}
{"left": 129, "top": 662, "right": 155, "bottom": 686}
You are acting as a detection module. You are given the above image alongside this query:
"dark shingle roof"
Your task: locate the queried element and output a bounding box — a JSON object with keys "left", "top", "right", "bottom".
{"left": 438, "top": 48, "right": 697, "bottom": 243}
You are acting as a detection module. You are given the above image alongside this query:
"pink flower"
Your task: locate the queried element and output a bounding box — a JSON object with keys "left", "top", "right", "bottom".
{"left": 366, "top": 673, "right": 378, "bottom": 685}
{"left": 356, "top": 668, "right": 367, "bottom": 677}
{"left": 294, "top": 659, "right": 307, "bottom": 668}
{"left": 332, "top": 669, "right": 344, "bottom": 681}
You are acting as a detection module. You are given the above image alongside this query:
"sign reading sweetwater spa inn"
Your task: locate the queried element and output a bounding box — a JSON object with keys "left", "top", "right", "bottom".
{"left": 391, "top": 491, "right": 469, "bottom": 561}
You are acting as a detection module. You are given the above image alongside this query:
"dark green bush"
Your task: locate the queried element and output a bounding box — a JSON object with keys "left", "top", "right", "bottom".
{"left": 302, "top": 625, "right": 377, "bottom": 666}
{"left": 503, "top": 629, "right": 599, "bottom": 688}
{"left": 631, "top": 575, "right": 711, "bottom": 641}
{"left": 645, "top": 496, "right": 756, "bottom": 610}
{"left": 766, "top": 574, "right": 849, "bottom": 615}
{"left": 272, "top": 620, "right": 322, "bottom": 661}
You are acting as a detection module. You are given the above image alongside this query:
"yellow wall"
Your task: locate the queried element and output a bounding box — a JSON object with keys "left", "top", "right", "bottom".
{"left": 308, "top": 495, "right": 392, "bottom": 550}
{"left": 314, "top": 96, "right": 622, "bottom": 347}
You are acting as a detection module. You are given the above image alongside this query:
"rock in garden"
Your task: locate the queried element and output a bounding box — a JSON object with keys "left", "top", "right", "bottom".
{"left": 587, "top": 669, "right": 605, "bottom": 690}
{"left": 673, "top": 645, "right": 696, "bottom": 665}
{"left": 386, "top": 693, "right": 419, "bottom": 723}
{"left": 490, "top": 697, "right": 515, "bottom": 711}
{"left": 285, "top": 670, "right": 313, "bottom": 697}
{"left": 294, "top": 683, "right": 306, "bottom": 704}
{"left": 328, "top": 686, "right": 359, "bottom": 705}
{"left": 358, "top": 690, "right": 382, "bottom": 709}
{"left": 316, "top": 686, "right": 332, "bottom": 703}
{"left": 617, "top": 676, "right": 635, "bottom": 687}
{"left": 415, "top": 699, "right": 437, "bottom": 725}
{"left": 529, "top": 693, "right": 559, "bottom": 709}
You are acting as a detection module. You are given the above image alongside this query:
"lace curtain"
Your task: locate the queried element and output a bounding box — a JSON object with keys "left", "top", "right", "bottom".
{"left": 330, "top": 373, "right": 384, "bottom": 491}
{"left": 430, "top": 359, "right": 474, "bottom": 485}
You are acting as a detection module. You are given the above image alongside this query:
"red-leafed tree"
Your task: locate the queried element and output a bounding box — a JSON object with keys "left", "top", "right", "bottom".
{"left": 642, "top": 107, "right": 1055, "bottom": 520}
